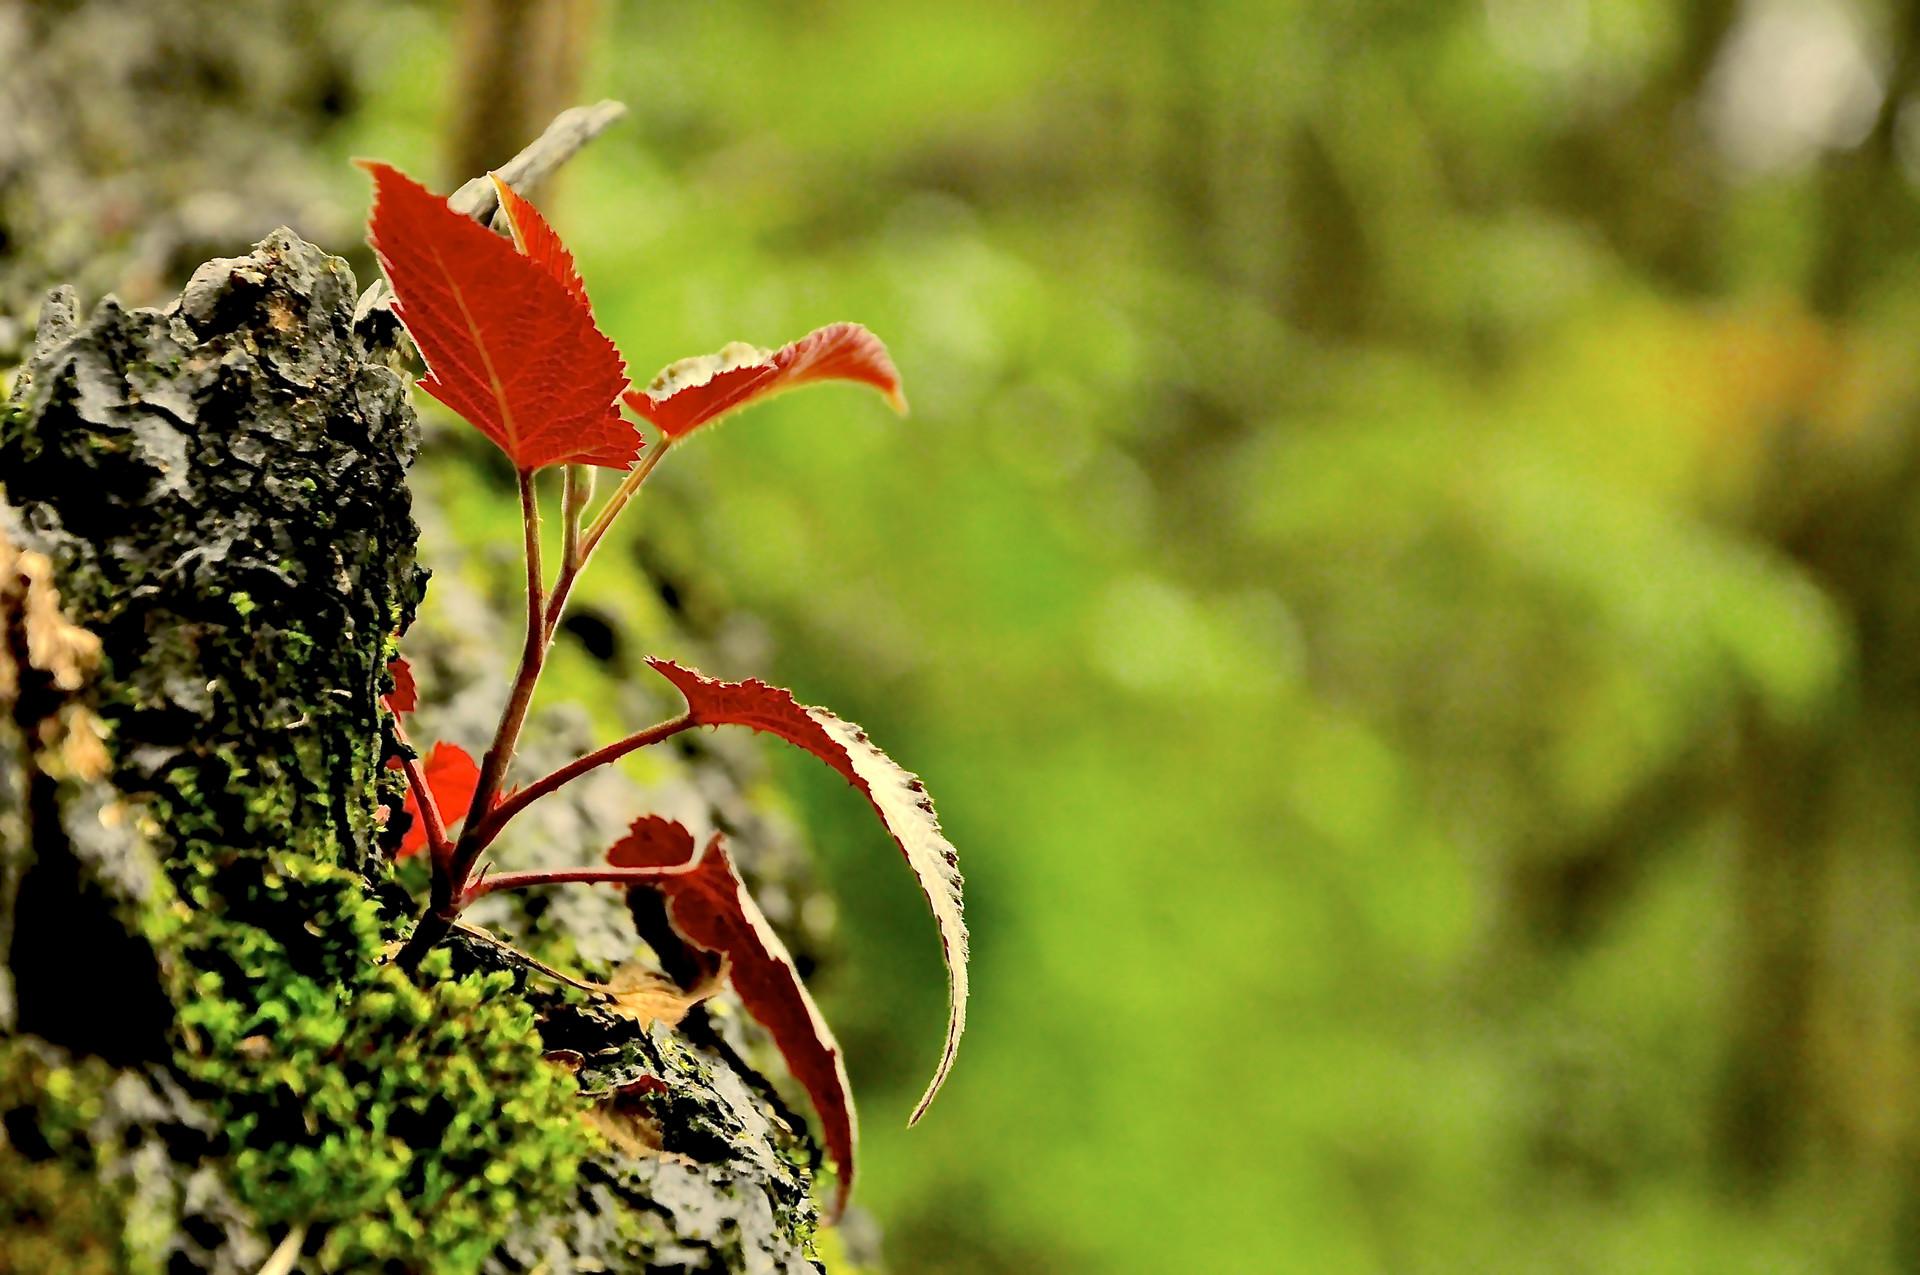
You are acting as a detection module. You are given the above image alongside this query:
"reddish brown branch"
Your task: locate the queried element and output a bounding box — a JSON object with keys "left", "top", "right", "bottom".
{"left": 473, "top": 712, "right": 695, "bottom": 847}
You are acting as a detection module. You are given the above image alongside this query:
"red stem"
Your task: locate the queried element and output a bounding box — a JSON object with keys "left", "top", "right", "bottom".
{"left": 397, "top": 438, "right": 679, "bottom": 972}
{"left": 390, "top": 713, "right": 451, "bottom": 864}
{"left": 473, "top": 712, "right": 695, "bottom": 846}
{"left": 452, "top": 468, "right": 547, "bottom": 877}
{"left": 461, "top": 861, "right": 693, "bottom": 905}
{"left": 397, "top": 469, "right": 548, "bottom": 971}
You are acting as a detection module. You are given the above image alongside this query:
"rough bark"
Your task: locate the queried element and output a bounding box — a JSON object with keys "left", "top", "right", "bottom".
{"left": 0, "top": 226, "right": 829, "bottom": 1271}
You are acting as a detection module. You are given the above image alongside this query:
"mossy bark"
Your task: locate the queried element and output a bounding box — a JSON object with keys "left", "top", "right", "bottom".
{"left": 0, "top": 234, "right": 826, "bottom": 1273}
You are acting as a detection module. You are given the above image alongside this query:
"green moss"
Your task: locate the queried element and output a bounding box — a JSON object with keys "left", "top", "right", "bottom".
{"left": 130, "top": 596, "right": 590, "bottom": 1269}
{"left": 122, "top": 610, "right": 593, "bottom": 1270}
{"left": 73, "top": 508, "right": 590, "bottom": 1270}
{"left": 282, "top": 628, "right": 315, "bottom": 664}
{"left": 154, "top": 807, "right": 592, "bottom": 1270}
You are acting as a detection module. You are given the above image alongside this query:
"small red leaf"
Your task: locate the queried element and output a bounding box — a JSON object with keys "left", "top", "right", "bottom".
{"left": 623, "top": 322, "right": 907, "bottom": 441}
{"left": 609, "top": 818, "right": 858, "bottom": 1220}
{"left": 394, "top": 741, "right": 480, "bottom": 859}
{"left": 647, "top": 659, "right": 966, "bottom": 1125}
{"left": 609, "top": 811, "right": 700, "bottom": 869}
{"left": 360, "top": 161, "right": 637, "bottom": 471}
{"left": 385, "top": 656, "right": 417, "bottom": 715}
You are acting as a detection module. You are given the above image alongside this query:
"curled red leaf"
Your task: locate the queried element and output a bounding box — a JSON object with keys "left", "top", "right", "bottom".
{"left": 609, "top": 816, "right": 858, "bottom": 1220}
{"left": 646, "top": 658, "right": 966, "bottom": 1125}
{"left": 622, "top": 322, "right": 907, "bottom": 441}
{"left": 360, "top": 161, "right": 637, "bottom": 471}
{"left": 393, "top": 741, "right": 480, "bottom": 859}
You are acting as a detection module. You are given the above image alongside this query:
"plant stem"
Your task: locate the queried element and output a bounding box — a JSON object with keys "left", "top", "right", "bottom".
{"left": 390, "top": 715, "right": 451, "bottom": 864}
{"left": 473, "top": 712, "right": 695, "bottom": 847}
{"left": 585, "top": 436, "right": 670, "bottom": 557}
{"left": 449, "top": 918, "right": 613, "bottom": 995}
{"left": 461, "top": 861, "right": 692, "bottom": 905}
{"left": 395, "top": 888, "right": 454, "bottom": 972}
{"left": 458, "top": 467, "right": 548, "bottom": 867}
{"left": 398, "top": 437, "right": 678, "bottom": 973}
{"left": 540, "top": 437, "right": 670, "bottom": 648}
{"left": 560, "top": 464, "right": 592, "bottom": 571}
{"left": 398, "top": 468, "right": 549, "bottom": 973}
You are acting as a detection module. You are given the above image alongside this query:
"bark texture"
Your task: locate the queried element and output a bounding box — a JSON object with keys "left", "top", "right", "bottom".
{"left": 0, "top": 231, "right": 828, "bottom": 1272}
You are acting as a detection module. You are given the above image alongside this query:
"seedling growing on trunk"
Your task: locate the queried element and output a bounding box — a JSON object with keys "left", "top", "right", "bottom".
{"left": 359, "top": 161, "right": 966, "bottom": 1220}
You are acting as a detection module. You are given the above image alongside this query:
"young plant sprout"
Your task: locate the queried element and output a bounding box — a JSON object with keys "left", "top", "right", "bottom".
{"left": 359, "top": 161, "right": 966, "bottom": 1221}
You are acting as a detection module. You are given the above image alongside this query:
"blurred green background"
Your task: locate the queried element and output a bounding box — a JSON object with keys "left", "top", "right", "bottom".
{"left": 30, "top": 0, "right": 1920, "bottom": 1269}
{"left": 356, "top": 1, "right": 1920, "bottom": 1270}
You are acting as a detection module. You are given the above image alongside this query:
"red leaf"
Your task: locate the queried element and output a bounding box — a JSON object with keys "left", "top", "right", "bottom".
{"left": 489, "top": 172, "right": 588, "bottom": 305}
{"left": 608, "top": 812, "right": 701, "bottom": 871}
{"left": 623, "top": 323, "right": 907, "bottom": 441}
{"left": 394, "top": 741, "right": 480, "bottom": 859}
{"left": 609, "top": 817, "right": 859, "bottom": 1220}
{"left": 647, "top": 658, "right": 966, "bottom": 1125}
{"left": 359, "top": 161, "right": 637, "bottom": 471}
{"left": 385, "top": 656, "right": 417, "bottom": 715}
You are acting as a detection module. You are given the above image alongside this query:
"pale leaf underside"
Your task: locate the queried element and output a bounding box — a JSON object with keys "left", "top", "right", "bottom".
{"left": 624, "top": 322, "right": 907, "bottom": 440}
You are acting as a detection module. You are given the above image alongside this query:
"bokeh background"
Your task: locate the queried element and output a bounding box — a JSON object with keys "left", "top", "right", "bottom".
{"left": 16, "top": 0, "right": 1920, "bottom": 1270}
